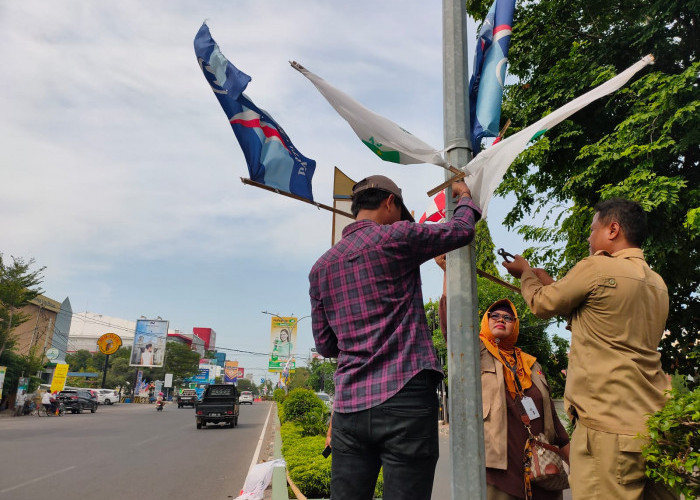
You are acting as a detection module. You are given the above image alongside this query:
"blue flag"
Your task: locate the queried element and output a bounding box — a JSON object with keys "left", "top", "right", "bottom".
{"left": 194, "top": 23, "right": 316, "bottom": 201}
{"left": 468, "top": 0, "right": 516, "bottom": 155}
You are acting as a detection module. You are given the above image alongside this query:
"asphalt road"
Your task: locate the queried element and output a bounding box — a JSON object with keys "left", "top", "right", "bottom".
{"left": 0, "top": 400, "right": 273, "bottom": 500}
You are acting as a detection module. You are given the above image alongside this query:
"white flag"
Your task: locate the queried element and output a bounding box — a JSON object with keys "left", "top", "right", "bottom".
{"left": 292, "top": 61, "right": 448, "bottom": 168}
{"left": 464, "top": 55, "right": 654, "bottom": 216}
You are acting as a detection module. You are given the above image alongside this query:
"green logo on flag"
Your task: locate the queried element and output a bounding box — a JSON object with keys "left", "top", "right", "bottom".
{"left": 363, "top": 137, "right": 401, "bottom": 164}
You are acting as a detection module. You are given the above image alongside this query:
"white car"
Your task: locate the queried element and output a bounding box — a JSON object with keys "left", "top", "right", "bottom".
{"left": 239, "top": 391, "right": 254, "bottom": 404}
{"left": 316, "top": 392, "right": 333, "bottom": 410}
{"left": 97, "top": 389, "right": 119, "bottom": 405}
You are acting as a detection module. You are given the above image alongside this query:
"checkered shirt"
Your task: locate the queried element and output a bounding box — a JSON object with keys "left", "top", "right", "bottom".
{"left": 309, "top": 196, "right": 481, "bottom": 413}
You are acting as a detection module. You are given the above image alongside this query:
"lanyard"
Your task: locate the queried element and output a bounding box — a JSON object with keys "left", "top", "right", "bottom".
{"left": 501, "top": 353, "right": 525, "bottom": 397}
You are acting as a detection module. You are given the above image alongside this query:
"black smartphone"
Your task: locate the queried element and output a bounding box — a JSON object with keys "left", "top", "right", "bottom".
{"left": 322, "top": 445, "right": 332, "bottom": 458}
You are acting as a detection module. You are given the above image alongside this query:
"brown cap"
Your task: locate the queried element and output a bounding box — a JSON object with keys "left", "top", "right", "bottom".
{"left": 352, "top": 175, "right": 414, "bottom": 222}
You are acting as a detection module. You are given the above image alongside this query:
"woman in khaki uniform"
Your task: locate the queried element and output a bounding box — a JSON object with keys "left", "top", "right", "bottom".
{"left": 479, "top": 299, "right": 570, "bottom": 500}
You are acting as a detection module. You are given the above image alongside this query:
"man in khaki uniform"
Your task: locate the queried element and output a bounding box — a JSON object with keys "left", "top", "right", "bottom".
{"left": 503, "top": 198, "right": 675, "bottom": 499}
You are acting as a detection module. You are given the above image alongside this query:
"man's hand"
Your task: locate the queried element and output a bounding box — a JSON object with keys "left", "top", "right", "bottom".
{"left": 502, "top": 254, "right": 531, "bottom": 279}
{"left": 434, "top": 254, "right": 446, "bottom": 272}
{"left": 451, "top": 179, "right": 472, "bottom": 200}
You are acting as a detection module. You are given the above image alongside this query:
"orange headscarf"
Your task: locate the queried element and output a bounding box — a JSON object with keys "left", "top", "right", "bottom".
{"left": 479, "top": 299, "right": 536, "bottom": 399}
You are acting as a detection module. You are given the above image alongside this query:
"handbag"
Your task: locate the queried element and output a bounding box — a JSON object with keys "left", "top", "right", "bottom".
{"left": 527, "top": 432, "right": 569, "bottom": 490}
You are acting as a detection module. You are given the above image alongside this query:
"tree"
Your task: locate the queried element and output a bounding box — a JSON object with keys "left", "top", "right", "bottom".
{"left": 466, "top": 0, "right": 699, "bottom": 378}
{"left": 308, "top": 358, "right": 337, "bottom": 395}
{"left": 288, "top": 366, "right": 311, "bottom": 391}
{"left": 237, "top": 378, "right": 257, "bottom": 394}
{"left": 0, "top": 255, "right": 45, "bottom": 358}
{"left": 66, "top": 350, "right": 94, "bottom": 372}
{"left": 141, "top": 342, "right": 200, "bottom": 386}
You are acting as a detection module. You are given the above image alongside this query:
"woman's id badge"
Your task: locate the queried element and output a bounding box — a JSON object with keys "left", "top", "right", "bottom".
{"left": 521, "top": 396, "right": 540, "bottom": 420}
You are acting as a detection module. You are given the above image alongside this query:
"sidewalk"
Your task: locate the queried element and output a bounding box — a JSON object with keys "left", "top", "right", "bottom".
{"left": 434, "top": 423, "right": 572, "bottom": 500}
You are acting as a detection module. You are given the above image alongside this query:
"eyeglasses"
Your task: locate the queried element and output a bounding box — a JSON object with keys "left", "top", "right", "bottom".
{"left": 488, "top": 312, "right": 515, "bottom": 323}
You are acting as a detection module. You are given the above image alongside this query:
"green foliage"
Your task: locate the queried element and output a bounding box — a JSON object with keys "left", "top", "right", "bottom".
{"left": 272, "top": 388, "right": 286, "bottom": 403}
{"left": 307, "top": 358, "right": 337, "bottom": 395}
{"left": 288, "top": 366, "right": 311, "bottom": 391}
{"left": 481, "top": 0, "right": 699, "bottom": 378}
{"left": 281, "top": 388, "right": 328, "bottom": 436}
{"left": 280, "top": 421, "right": 383, "bottom": 499}
{"left": 0, "top": 254, "right": 45, "bottom": 357}
{"left": 236, "top": 378, "right": 257, "bottom": 394}
{"left": 642, "top": 388, "right": 700, "bottom": 498}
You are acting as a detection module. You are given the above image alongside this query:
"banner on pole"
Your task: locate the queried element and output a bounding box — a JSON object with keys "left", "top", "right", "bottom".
{"left": 268, "top": 317, "right": 297, "bottom": 372}
{"left": 50, "top": 363, "right": 69, "bottom": 393}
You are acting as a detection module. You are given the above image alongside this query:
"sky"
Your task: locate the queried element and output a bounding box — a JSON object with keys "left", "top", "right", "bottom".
{"left": 1, "top": 1, "right": 555, "bottom": 382}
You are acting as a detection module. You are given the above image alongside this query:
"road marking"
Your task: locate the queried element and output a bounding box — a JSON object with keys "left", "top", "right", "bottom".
{"left": 248, "top": 404, "right": 273, "bottom": 474}
{"left": 0, "top": 465, "right": 76, "bottom": 494}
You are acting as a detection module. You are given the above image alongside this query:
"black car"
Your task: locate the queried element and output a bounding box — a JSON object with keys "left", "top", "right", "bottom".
{"left": 58, "top": 389, "right": 97, "bottom": 414}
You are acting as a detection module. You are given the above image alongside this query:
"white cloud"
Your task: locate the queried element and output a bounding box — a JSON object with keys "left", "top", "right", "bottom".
{"left": 1, "top": 0, "right": 541, "bottom": 363}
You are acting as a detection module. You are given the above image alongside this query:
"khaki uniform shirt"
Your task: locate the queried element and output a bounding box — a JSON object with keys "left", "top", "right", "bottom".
{"left": 521, "top": 248, "right": 670, "bottom": 435}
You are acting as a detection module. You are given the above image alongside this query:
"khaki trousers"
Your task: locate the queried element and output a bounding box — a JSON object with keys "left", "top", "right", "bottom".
{"left": 570, "top": 421, "right": 678, "bottom": 500}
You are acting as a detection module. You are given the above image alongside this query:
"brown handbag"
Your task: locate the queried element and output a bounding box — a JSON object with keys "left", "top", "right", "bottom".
{"left": 527, "top": 432, "right": 570, "bottom": 490}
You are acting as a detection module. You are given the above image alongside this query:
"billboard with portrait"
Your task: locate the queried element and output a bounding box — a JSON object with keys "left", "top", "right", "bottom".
{"left": 129, "top": 319, "right": 168, "bottom": 367}
{"left": 268, "top": 316, "right": 297, "bottom": 372}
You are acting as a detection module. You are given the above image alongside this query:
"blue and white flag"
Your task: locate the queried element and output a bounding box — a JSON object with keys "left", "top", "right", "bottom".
{"left": 194, "top": 24, "right": 316, "bottom": 201}
{"left": 469, "top": 0, "right": 516, "bottom": 155}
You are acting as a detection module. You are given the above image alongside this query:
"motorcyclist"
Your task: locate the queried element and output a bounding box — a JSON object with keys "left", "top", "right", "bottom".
{"left": 156, "top": 392, "right": 165, "bottom": 409}
{"left": 41, "top": 391, "right": 56, "bottom": 414}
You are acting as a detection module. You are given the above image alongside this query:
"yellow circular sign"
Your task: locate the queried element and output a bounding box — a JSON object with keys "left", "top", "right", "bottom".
{"left": 97, "top": 333, "right": 122, "bottom": 355}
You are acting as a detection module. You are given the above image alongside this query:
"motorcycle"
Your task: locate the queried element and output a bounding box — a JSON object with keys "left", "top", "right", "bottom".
{"left": 156, "top": 400, "right": 164, "bottom": 412}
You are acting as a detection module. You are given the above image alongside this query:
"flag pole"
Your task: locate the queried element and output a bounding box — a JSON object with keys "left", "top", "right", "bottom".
{"left": 240, "top": 178, "right": 354, "bottom": 219}
{"left": 443, "top": 1, "right": 487, "bottom": 499}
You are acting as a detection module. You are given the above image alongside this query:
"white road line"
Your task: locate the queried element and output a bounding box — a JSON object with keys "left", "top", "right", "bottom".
{"left": 248, "top": 404, "right": 273, "bottom": 474}
{"left": 0, "top": 465, "right": 77, "bottom": 494}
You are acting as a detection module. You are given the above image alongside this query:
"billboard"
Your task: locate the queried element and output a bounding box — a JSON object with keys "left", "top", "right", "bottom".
{"left": 224, "top": 361, "right": 238, "bottom": 384}
{"left": 268, "top": 316, "right": 297, "bottom": 372}
{"left": 130, "top": 319, "right": 169, "bottom": 367}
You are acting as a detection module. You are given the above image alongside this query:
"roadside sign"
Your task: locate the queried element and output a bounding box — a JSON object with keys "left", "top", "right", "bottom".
{"left": 164, "top": 373, "right": 173, "bottom": 387}
{"left": 45, "top": 347, "right": 60, "bottom": 360}
{"left": 97, "top": 333, "right": 122, "bottom": 355}
{"left": 50, "top": 364, "right": 69, "bottom": 393}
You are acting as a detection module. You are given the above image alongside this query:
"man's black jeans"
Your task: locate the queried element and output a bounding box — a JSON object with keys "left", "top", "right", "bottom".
{"left": 330, "top": 370, "right": 440, "bottom": 500}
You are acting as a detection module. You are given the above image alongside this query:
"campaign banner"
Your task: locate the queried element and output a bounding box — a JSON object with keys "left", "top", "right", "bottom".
{"left": 268, "top": 316, "right": 297, "bottom": 372}
{"left": 192, "top": 368, "right": 209, "bottom": 382}
{"left": 224, "top": 361, "right": 238, "bottom": 384}
{"left": 0, "top": 366, "right": 6, "bottom": 400}
{"left": 130, "top": 319, "right": 169, "bottom": 367}
{"left": 50, "top": 363, "right": 69, "bottom": 393}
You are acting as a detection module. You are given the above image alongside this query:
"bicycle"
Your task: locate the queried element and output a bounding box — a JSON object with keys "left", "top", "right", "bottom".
{"left": 37, "top": 403, "right": 66, "bottom": 417}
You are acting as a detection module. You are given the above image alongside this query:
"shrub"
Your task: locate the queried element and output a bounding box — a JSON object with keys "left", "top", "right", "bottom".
{"left": 643, "top": 387, "right": 700, "bottom": 498}
{"left": 281, "top": 421, "right": 384, "bottom": 498}
{"left": 272, "top": 388, "right": 286, "bottom": 403}
{"left": 281, "top": 388, "right": 327, "bottom": 427}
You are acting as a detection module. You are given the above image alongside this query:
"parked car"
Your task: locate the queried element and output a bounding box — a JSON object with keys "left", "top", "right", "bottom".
{"left": 239, "top": 391, "right": 254, "bottom": 405}
{"left": 316, "top": 392, "right": 333, "bottom": 410}
{"left": 58, "top": 389, "right": 98, "bottom": 414}
{"left": 195, "top": 384, "right": 239, "bottom": 429}
{"left": 97, "top": 389, "right": 119, "bottom": 405}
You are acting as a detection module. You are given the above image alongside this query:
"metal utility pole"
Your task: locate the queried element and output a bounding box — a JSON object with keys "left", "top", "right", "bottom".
{"left": 443, "top": 0, "right": 487, "bottom": 499}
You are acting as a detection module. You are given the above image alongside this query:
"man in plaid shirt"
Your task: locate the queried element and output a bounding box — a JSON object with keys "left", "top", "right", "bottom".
{"left": 309, "top": 174, "right": 480, "bottom": 500}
